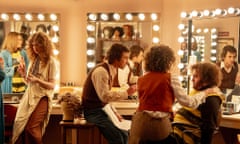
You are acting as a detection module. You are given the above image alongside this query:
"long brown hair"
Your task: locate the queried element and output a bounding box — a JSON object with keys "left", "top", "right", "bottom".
{"left": 27, "top": 32, "right": 54, "bottom": 66}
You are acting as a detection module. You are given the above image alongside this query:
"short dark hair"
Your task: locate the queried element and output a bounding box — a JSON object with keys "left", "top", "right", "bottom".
{"left": 144, "top": 45, "right": 175, "bottom": 72}
{"left": 106, "top": 43, "right": 129, "bottom": 64}
{"left": 112, "top": 26, "right": 124, "bottom": 37}
{"left": 191, "top": 62, "right": 222, "bottom": 88}
{"left": 221, "top": 45, "right": 237, "bottom": 60}
{"left": 129, "top": 45, "right": 144, "bottom": 59}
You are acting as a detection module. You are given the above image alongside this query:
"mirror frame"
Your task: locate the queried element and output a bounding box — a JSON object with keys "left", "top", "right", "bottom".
{"left": 86, "top": 12, "right": 161, "bottom": 72}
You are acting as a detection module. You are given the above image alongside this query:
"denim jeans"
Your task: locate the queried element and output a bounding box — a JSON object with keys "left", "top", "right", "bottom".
{"left": 84, "top": 108, "right": 128, "bottom": 144}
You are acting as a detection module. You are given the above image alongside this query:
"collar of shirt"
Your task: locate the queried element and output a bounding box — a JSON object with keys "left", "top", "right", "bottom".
{"left": 128, "top": 60, "right": 134, "bottom": 69}
{"left": 220, "top": 61, "right": 235, "bottom": 69}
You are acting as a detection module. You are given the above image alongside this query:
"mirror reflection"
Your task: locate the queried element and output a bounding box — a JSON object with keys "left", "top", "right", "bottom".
{"left": 178, "top": 7, "right": 240, "bottom": 92}
{"left": 86, "top": 12, "right": 161, "bottom": 72}
{"left": 0, "top": 13, "right": 60, "bottom": 94}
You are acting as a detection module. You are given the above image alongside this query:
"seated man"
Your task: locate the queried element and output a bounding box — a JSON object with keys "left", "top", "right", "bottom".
{"left": 173, "top": 62, "right": 224, "bottom": 144}
{"left": 113, "top": 45, "right": 144, "bottom": 89}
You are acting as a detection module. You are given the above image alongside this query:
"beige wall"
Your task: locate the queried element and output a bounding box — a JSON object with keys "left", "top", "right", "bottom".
{"left": 0, "top": 0, "right": 239, "bottom": 86}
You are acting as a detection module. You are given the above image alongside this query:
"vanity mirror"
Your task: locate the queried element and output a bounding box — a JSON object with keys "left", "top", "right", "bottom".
{"left": 178, "top": 7, "right": 240, "bottom": 90}
{"left": 0, "top": 12, "right": 60, "bottom": 95}
{"left": 86, "top": 12, "right": 161, "bottom": 72}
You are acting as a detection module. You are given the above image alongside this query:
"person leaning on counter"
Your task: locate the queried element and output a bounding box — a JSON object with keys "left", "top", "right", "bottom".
{"left": 82, "top": 43, "right": 137, "bottom": 144}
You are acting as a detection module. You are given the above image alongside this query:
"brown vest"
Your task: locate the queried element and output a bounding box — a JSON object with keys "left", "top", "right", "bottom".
{"left": 82, "top": 63, "right": 111, "bottom": 110}
{"left": 219, "top": 62, "right": 238, "bottom": 92}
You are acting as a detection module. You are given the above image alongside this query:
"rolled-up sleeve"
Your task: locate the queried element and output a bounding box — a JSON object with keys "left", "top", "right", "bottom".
{"left": 91, "top": 67, "right": 128, "bottom": 103}
{"left": 171, "top": 74, "right": 205, "bottom": 108}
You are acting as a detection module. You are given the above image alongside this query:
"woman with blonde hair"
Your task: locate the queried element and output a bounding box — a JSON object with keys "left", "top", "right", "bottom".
{"left": 12, "top": 32, "right": 58, "bottom": 144}
{"left": 0, "top": 32, "right": 28, "bottom": 93}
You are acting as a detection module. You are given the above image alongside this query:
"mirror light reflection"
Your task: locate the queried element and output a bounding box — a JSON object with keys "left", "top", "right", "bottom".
{"left": 178, "top": 7, "right": 240, "bottom": 90}
{"left": 86, "top": 12, "right": 161, "bottom": 71}
{"left": 0, "top": 12, "right": 60, "bottom": 94}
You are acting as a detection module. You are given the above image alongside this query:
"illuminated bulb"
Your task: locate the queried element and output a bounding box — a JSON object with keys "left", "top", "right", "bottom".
{"left": 178, "top": 76, "right": 184, "bottom": 81}
{"left": 125, "top": 13, "right": 133, "bottom": 21}
{"left": 113, "top": 13, "right": 120, "bottom": 21}
{"left": 203, "top": 28, "right": 209, "bottom": 33}
{"left": 50, "top": 14, "right": 57, "bottom": 21}
{"left": 87, "top": 24, "right": 95, "bottom": 31}
{"left": 211, "top": 28, "right": 217, "bottom": 33}
{"left": 37, "top": 14, "right": 45, "bottom": 21}
{"left": 180, "top": 11, "right": 189, "bottom": 18}
{"left": 203, "top": 10, "right": 210, "bottom": 16}
{"left": 228, "top": 7, "right": 235, "bottom": 14}
{"left": 100, "top": 13, "right": 108, "bottom": 21}
{"left": 25, "top": 13, "right": 32, "bottom": 21}
{"left": 138, "top": 13, "right": 145, "bottom": 21}
{"left": 1, "top": 13, "right": 9, "bottom": 21}
{"left": 210, "top": 56, "right": 217, "bottom": 61}
{"left": 13, "top": 14, "right": 21, "bottom": 21}
{"left": 152, "top": 37, "right": 160, "bottom": 44}
{"left": 211, "top": 49, "right": 217, "bottom": 54}
{"left": 178, "top": 36, "right": 185, "bottom": 43}
{"left": 178, "top": 50, "right": 184, "bottom": 56}
{"left": 178, "top": 63, "right": 184, "bottom": 69}
{"left": 152, "top": 25, "right": 160, "bottom": 31}
{"left": 211, "top": 42, "right": 217, "bottom": 46}
{"left": 178, "top": 23, "right": 185, "bottom": 30}
{"left": 53, "top": 49, "right": 59, "bottom": 55}
{"left": 87, "top": 37, "right": 95, "bottom": 43}
{"left": 52, "top": 25, "right": 59, "bottom": 32}
{"left": 211, "top": 34, "right": 218, "bottom": 39}
{"left": 191, "top": 10, "right": 198, "bottom": 17}
{"left": 151, "top": 13, "right": 158, "bottom": 20}
{"left": 87, "top": 62, "right": 96, "bottom": 68}
{"left": 89, "top": 14, "right": 97, "bottom": 21}
{"left": 87, "top": 49, "right": 95, "bottom": 56}
{"left": 196, "top": 28, "right": 202, "bottom": 33}
{"left": 51, "top": 36, "right": 59, "bottom": 43}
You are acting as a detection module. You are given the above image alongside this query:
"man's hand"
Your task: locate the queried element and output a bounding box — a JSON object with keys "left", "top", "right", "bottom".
{"left": 127, "top": 84, "right": 137, "bottom": 96}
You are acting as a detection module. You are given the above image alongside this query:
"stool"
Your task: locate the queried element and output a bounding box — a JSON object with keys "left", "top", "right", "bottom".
{"left": 60, "top": 121, "right": 107, "bottom": 144}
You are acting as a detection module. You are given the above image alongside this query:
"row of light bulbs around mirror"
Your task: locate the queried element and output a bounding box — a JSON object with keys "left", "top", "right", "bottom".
{"left": 181, "top": 7, "right": 240, "bottom": 19}
{"left": 0, "top": 13, "right": 60, "bottom": 56}
{"left": 88, "top": 13, "right": 159, "bottom": 21}
{"left": 177, "top": 25, "right": 218, "bottom": 83}
{"left": 86, "top": 13, "right": 161, "bottom": 69}
{"left": 0, "top": 13, "right": 59, "bottom": 21}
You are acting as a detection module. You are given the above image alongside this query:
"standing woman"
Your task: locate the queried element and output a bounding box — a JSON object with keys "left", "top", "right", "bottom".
{"left": 0, "top": 58, "right": 5, "bottom": 144}
{"left": 12, "top": 32, "right": 58, "bottom": 144}
{"left": 0, "top": 32, "right": 29, "bottom": 93}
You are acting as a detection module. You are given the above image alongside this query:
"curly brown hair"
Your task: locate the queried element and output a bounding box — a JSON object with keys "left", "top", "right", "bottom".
{"left": 191, "top": 62, "right": 222, "bottom": 88}
{"left": 144, "top": 45, "right": 175, "bottom": 72}
{"left": 27, "top": 32, "right": 54, "bottom": 66}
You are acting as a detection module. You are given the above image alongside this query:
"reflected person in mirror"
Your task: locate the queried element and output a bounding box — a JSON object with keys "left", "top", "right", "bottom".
{"left": 82, "top": 43, "right": 137, "bottom": 144}
{"left": 217, "top": 45, "right": 239, "bottom": 93}
{"left": 12, "top": 32, "right": 58, "bottom": 144}
{"left": 128, "top": 45, "right": 222, "bottom": 144}
{"left": 0, "top": 32, "right": 29, "bottom": 93}
{"left": 113, "top": 45, "right": 144, "bottom": 92}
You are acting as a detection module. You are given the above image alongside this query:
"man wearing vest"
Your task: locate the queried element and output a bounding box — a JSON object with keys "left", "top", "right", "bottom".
{"left": 82, "top": 43, "right": 137, "bottom": 144}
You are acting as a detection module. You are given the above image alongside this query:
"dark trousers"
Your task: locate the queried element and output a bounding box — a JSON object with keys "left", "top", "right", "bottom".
{"left": 84, "top": 108, "right": 128, "bottom": 144}
{"left": 15, "top": 96, "right": 48, "bottom": 144}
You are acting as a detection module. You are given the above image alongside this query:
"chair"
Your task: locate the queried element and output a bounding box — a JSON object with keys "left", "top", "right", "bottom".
{"left": 4, "top": 104, "right": 18, "bottom": 144}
